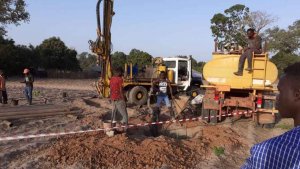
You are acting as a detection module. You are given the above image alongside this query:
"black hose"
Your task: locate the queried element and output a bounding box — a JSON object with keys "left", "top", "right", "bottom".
{"left": 96, "top": 0, "right": 102, "bottom": 36}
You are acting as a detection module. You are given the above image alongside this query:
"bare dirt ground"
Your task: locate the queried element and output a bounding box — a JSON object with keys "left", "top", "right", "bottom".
{"left": 0, "top": 79, "right": 294, "bottom": 169}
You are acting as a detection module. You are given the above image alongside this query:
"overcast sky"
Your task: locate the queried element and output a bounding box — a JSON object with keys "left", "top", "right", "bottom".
{"left": 6, "top": 0, "right": 300, "bottom": 61}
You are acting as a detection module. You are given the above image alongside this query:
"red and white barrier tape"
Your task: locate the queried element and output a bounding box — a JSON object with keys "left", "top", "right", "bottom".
{"left": 0, "top": 111, "right": 253, "bottom": 142}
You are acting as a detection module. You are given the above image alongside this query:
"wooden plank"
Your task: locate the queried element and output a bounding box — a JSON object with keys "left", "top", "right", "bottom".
{"left": 0, "top": 107, "right": 70, "bottom": 116}
{"left": 0, "top": 105, "right": 67, "bottom": 113}
{"left": 0, "top": 110, "right": 79, "bottom": 120}
{"left": 173, "top": 96, "right": 190, "bottom": 114}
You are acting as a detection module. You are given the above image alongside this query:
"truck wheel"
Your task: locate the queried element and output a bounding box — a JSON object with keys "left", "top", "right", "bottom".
{"left": 128, "top": 86, "right": 148, "bottom": 105}
{"left": 189, "top": 86, "right": 204, "bottom": 98}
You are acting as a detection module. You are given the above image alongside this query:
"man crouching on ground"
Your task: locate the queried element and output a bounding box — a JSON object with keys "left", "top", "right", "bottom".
{"left": 110, "top": 67, "right": 128, "bottom": 129}
{"left": 241, "top": 62, "right": 300, "bottom": 169}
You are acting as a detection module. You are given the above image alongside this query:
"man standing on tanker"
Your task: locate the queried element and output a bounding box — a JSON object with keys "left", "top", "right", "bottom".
{"left": 234, "top": 28, "right": 262, "bottom": 76}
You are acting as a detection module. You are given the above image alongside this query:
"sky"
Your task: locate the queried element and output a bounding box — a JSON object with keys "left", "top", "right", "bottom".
{"left": 6, "top": 0, "right": 300, "bottom": 61}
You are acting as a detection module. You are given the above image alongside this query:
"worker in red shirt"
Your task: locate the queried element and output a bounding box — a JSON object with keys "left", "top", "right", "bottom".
{"left": 110, "top": 67, "right": 128, "bottom": 127}
{"left": 0, "top": 70, "right": 7, "bottom": 104}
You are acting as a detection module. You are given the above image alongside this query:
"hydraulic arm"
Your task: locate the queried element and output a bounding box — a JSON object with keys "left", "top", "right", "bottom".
{"left": 89, "top": 0, "right": 114, "bottom": 98}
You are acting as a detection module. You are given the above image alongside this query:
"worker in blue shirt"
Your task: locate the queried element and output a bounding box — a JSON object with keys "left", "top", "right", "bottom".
{"left": 242, "top": 62, "right": 300, "bottom": 169}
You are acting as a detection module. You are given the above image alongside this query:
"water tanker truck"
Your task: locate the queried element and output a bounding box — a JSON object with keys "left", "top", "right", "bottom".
{"left": 201, "top": 47, "right": 278, "bottom": 125}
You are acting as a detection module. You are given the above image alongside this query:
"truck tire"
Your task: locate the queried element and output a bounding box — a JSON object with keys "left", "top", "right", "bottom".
{"left": 128, "top": 86, "right": 148, "bottom": 105}
{"left": 189, "top": 86, "right": 204, "bottom": 98}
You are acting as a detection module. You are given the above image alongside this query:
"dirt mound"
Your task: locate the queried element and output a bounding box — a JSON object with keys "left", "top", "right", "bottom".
{"left": 44, "top": 134, "right": 205, "bottom": 168}
{"left": 5, "top": 124, "right": 248, "bottom": 169}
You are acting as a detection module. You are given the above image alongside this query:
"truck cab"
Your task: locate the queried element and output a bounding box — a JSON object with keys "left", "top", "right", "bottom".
{"left": 123, "top": 56, "right": 203, "bottom": 105}
{"left": 163, "top": 56, "right": 192, "bottom": 91}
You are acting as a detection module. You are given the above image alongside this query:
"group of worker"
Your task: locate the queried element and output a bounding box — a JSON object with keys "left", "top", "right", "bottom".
{"left": 109, "top": 67, "right": 175, "bottom": 130}
{"left": 108, "top": 28, "right": 300, "bottom": 168}
{"left": 108, "top": 27, "right": 263, "bottom": 131}
{"left": 0, "top": 68, "right": 34, "bottom": 105}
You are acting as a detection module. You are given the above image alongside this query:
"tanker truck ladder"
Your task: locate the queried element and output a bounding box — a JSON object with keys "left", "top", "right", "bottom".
{"left": 251, "top": 53, "right": 268, "bottom": 88}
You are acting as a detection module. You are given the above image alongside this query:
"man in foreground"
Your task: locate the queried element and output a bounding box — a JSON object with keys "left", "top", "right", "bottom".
{"left": 242, "top": 62, "right": 300, "bottom": 169}
{"left": 234, "top": 28, "right": 262, "bottom": 76}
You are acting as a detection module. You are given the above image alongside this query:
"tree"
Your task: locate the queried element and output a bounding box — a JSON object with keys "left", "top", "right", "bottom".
{"left": 246, "top": 11, "right": 277, "bottom": 34}
{"left": 191, "top": 57, "right": 205, "bottom": 73}
{"left": 271, "top": 52, "right": 300, "bottom": 76}
{"left": 112, "top": 51, "right": 127, "bottom": 69}
{"left": 36, "top": 37, "right": 80, "bottom": 71}
{"left": 78, "top": 52, "right": 97, "bottom": 70}
{"left": 0, "top": 0, "right": 30, "bottom": 36}
{"left": 266, "top": 20, "right": 300, "bottom": 54}
{"left": 266, "top": 20, "right": 300, "bottom": 76}
{"left": 211, "top": 4, "right": 275, "bottom": 48}
{"left": 211, "top": 4, "right": 250, "bottom": 48}
{"left": 127, "top": 49, "right": 152, "bottom": 69}
{"left": 195, "top": 61, "right": 206, "bottom": 73}
{"left": 0, "top": 36, "right": 36, "bottom": 75}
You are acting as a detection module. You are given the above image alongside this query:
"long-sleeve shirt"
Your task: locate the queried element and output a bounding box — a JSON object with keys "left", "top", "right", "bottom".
{"left": 242, "top": 126, "right": 300, "bottom": 169}
{"left": 0, "top": 75, "right": 5, "bottom": 91}
{"left": 248, "top": 34, "right": 262, "bottom": 50}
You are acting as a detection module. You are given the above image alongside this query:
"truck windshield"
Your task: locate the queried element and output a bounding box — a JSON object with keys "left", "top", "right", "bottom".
{"left": 178, "top": 61, "right": 188, "bottom": 76}
{"left": 164, "top": 61, "right": 176, "bottom": 68}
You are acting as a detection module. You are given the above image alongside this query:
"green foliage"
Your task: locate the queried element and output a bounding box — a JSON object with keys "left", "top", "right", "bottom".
{"left": 36, "top": 37, "right": 80, "bottom": 71}
{"left": 32, "top": 90, "right": 41, "bottom": 97}
{"left": 0, "top": 0, "right": 30, "bottom": 35}
{"left": 266, "top": 20, "right": 300, "bottom": 76}
{"left": 78, "top": 52, "right": 97, "bottom": 71}
{"left": 266, "top": 20, "right": 300, "bottom": 54}
{"left": 0, "top": 36, "right": 81, "bottom": 75}
{"left": 112, "top": 51, "right": 127, "bottom": 69}
{"left": 0, "top": 36, "right": 36, "bottom": 75}
{"left": 276, "top": 123, "right": 293, "bottom": 130}
{"left": 213, "top": 146, "right": 225, "bottom": 157}
{"left": 211, "top": 4, "right": 250, "bottom": 47}
{"left": 191, "top": 57, "right": 205, "bottom": 73}
{"left": 211, "top": 4, "right": 276, "bottom": 49}
{"left": 111, "top": 49, "right": 153, "bottom": 70}
{"left": 270, "top": 52, "right": 300, "bottom": 76}
{"left": 127, "top": 49, "right": 152, "bottom": 69}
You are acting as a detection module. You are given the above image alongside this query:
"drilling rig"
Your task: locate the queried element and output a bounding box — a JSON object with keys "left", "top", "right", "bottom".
{"left": 89, "top": 0, "right": 203, "bottom": 105}
{"left": 89, "top": 0, "right": 114, "bottom": 98}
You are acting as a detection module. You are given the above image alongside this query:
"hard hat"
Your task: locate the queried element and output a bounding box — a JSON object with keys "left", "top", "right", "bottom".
{"left": 23, "top": 68, "right": 30, "bottom": 74}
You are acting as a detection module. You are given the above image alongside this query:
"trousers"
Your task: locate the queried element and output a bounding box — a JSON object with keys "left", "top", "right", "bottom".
{"left": 156, "top": 95, "right": 171, "bottom": 108}
{"left": 25, "top": 86, "right": 33, "bottom": 104}
{"left": 111, "top": 100, "right": 128, "bottom": 125}
{"left": 1, "top": 90, "right": 7, "bottom": 104}
{"left": 238, "top": 49, "right": 261, "bottom": 72}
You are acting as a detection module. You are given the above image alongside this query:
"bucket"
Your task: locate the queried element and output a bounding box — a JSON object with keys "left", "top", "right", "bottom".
{"left": 62, "top": 92, "right": 68, "bottom": 98}
{"left": 103, "top": 120, "right": 115, "bottom": 137}
{"left": 103, "top": 120, "right": 117, "bottom": 130}
{"left": 11, "top": 99, "right": 19, "bottom": 106}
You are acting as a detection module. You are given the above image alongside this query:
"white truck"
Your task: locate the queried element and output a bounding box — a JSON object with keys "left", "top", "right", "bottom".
{"left": 123, "top": 56, "right": 203, "bottom": 105}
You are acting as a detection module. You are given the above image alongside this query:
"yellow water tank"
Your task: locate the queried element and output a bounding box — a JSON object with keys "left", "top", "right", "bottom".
{"left": 157, "top": 65, "right": 167, "bottom": 75}
{"left": 168, "top": 70, "right": 175, "bottom": 83}
{"left": 203, "top": 53, "right": 278, "bottom": 89}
